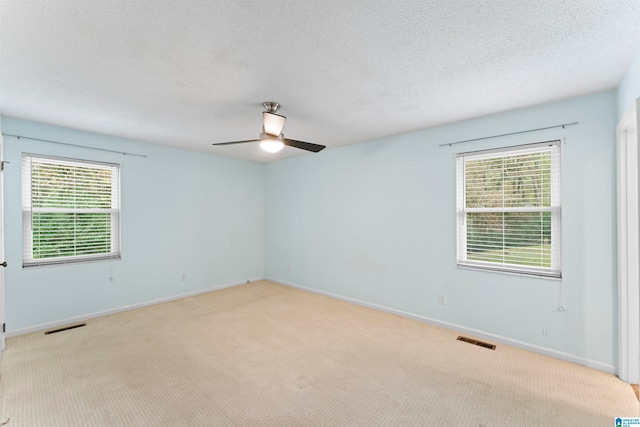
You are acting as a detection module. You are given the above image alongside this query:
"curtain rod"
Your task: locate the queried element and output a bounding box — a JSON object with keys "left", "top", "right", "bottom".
{"left": 2, "top": 133, "right": 148, "bottom": 158}
{"left": 439, "top": 121, "right": 579, "bottom": 147}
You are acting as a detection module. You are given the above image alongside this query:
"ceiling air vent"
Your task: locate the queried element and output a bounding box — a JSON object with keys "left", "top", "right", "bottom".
{"left": 457, "top": 335, "right": 496, "bottom": 350}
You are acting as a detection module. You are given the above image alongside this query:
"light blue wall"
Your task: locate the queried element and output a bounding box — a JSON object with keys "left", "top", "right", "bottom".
{"left": 265, "top": 91, "right": 618, "bottom": 370}
{"left": 617, "top": 46, "right": 640, "bottom": 121}
{"left": 1, "top": 89, "right": 623, "bottom": 369}
{"left": 2, "top": 117, "right": 264, "bottom": 332}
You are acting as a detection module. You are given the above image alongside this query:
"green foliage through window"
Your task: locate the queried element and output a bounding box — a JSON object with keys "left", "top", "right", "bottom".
{"left": 22, "top": 154, "right": 121, "bottom": 267}
{"left": 456, "top": 142, "right": 560, "bottom": 277}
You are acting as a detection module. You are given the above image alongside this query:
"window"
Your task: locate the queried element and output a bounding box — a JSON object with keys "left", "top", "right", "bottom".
{"left": 22, "top": 154, "right": 121, "bottom": 267}
{"left": 456, "top": 141, "right": 561, "bottom": 278}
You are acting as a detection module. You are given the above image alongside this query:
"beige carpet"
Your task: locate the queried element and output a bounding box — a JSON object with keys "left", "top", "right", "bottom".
{"left": 0, "top": 280, "right": 637, "bottom": 426}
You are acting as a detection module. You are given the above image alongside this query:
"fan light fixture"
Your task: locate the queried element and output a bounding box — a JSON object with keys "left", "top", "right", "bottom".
{"left": 263, "top": 112, "right": 286, "bottom": 136}
{"left": 260, "top": 136, "right": 284, "bottom": 153}
{"left": 211, "top": 102, "right": 326, "bottom": 154}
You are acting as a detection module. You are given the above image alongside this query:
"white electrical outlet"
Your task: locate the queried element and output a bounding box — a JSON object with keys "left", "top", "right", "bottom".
{"left": 438, "top": 294, "right": 446, "bottom": 305}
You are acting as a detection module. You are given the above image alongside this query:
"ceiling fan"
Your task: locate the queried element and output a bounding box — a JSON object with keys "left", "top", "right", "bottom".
{"left": 212, "top": 102, "right": 326, "bottom": 153}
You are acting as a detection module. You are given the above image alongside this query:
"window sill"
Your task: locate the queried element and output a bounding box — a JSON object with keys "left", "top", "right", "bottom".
{"left": 457, "top": 263, "right": 562, "bottom": 281}
{"left": 23, "top": 255, "right": 121, "bottom": 269}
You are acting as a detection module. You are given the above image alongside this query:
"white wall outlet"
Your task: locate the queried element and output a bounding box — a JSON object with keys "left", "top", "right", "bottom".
{"left": 438, "top": 294, "right": 446, "bottom": 305}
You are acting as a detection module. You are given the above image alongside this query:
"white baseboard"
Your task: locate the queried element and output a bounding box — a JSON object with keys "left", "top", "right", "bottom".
{"left": 266, "top": 277, "right": 616, "bottom": 375}
{"left": 6, "top": 277, "right": 262, "bottom": 338}
{"left": 9, "top": 276, "right": 617, "bottom": 375}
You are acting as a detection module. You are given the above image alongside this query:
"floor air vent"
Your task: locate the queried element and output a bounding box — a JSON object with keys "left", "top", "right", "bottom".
{"left": 45, "top": 323, "right": 87, "bottom": 335}
{"left": 457, "top": 335, "right": 496, "bottom": 350}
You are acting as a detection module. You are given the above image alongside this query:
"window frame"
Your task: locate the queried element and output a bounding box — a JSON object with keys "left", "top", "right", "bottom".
{"left": 456, "top": 141, "right": 561, "bottom": 279}
{"left": 22, "top": 153, "right": 121, "bottom": 268}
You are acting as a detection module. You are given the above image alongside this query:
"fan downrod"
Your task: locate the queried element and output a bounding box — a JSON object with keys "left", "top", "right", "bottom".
{"left": 263, "top": 102, "right": 280, "bottom": 114}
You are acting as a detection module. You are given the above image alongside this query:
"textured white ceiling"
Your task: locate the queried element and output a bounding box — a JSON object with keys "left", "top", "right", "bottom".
{"left": 1, "top": 1, "right": 639, "bottom": 162}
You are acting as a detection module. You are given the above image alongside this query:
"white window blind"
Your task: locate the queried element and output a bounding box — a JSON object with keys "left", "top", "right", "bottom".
{"left": 22, "top": 154, "right": 121, "bottom": 267}
{"left": 456, "top": 141, "right": 561, "bottom": 278}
